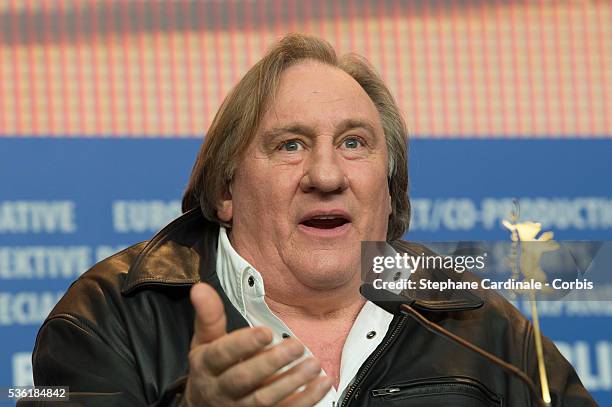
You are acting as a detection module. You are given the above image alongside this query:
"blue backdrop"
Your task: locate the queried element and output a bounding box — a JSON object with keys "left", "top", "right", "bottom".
{"left": 1, "top": 138, "right": 611, "bottom": 405}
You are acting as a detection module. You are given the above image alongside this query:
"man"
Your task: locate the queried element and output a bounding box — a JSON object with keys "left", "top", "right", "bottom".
{"left": 25, "top": 34, "right": 595, "bottom": 406}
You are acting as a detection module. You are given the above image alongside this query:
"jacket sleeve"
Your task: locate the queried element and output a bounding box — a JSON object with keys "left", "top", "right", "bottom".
{"left": 525, "top": 328, "right": 599, "bottom": 407}
{"left": 17, "top": 315, "right": 186, "bottom": 407}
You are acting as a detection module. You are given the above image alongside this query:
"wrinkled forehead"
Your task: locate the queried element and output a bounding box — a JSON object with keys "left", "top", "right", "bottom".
{"left": 258, "top": 60, "right": 384, "bottom": 135}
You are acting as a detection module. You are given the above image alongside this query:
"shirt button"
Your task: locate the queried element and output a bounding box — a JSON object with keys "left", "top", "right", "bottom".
{"left": 366, "top": 331, "right": 376, "bottom": 339}
{"left": 248, "top": 276, "right": 255, "bottom": 287}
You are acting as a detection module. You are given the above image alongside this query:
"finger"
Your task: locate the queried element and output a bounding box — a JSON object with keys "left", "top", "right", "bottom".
{"left": 201, "top": 326, "right": 273, "bottom": 375}
{"left": 218, "top": 338, "right": 305, "bottom": 397}
{"left": 236, "top": 357, "right": 325, "bottom": 407}
{"left": 190, "top": 283, "right": 227, "bottom": 346}
{"left": 275, "top": 376, "right": 333, "bottom": 407}
{"left": 258, "top": 353, "right": 311, "bottom": 388}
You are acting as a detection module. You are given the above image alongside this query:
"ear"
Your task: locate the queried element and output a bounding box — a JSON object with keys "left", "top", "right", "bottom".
{"left": 216, "top": 185, "right": 233, "bottom": 223}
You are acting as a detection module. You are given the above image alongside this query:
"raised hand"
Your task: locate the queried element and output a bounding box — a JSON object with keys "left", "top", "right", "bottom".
{"left": 182, "top": 283, "right": 332, "bottom": 406}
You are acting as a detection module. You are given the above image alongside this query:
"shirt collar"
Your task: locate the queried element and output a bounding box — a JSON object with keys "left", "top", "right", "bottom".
{"left": 217, "top": 226, "right": 269, "bottom": 315}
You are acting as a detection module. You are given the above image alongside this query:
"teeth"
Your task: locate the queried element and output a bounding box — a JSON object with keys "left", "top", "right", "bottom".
{"left": 311, "top": 215, "right": 340, "bottom": 220}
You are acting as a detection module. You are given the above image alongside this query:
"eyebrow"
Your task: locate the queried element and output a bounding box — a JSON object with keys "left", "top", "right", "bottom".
{"left": 261, "top": 123, "right": 317, "bottom": 140}
{"left": 261, "top": 119, "right": 378, "bottom": 140}
{"left": 336, "top": 119, "right": 377, "bottom": 136}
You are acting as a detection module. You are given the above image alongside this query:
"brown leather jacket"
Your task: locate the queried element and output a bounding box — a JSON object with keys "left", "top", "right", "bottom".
{"left": 21, "top": 209, "right": 597, "bottom": 406}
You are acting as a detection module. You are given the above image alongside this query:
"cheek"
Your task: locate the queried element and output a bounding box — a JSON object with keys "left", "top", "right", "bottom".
{"left": 233, "top": 180, "right": 269, "bottom": 214}
{"left": 350, "top": 164, "right": 392, "bottom": 230}
{"left": 352, "top": 164, "right": 390, "bottom": 202}
{"left": 232, "top": 164, "right": 297, "bottom": 217}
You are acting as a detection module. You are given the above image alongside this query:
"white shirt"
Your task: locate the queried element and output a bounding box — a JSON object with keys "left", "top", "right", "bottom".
{"left": 216, "top": 227, "right": 395, "bottom": 406}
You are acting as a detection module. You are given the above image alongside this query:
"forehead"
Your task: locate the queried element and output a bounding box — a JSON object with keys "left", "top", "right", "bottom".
{"left": 260, "top": 61, "right": 383, "bottom": 131}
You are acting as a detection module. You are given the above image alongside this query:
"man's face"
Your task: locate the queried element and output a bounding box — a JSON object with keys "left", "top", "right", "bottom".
{"left": 218, "top": 61, "right": 392, "bottom": 291}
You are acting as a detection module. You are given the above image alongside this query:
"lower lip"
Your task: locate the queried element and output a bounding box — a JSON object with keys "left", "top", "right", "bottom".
{"left": 298, "top": 222, "right": 351, "bottom": 238}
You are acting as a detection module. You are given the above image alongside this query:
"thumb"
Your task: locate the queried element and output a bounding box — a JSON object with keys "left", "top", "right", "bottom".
{"left": 190, "top": 282, "right": 227, "bottom": 347}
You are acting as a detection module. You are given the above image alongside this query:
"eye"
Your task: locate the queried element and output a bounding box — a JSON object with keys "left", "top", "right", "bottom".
{"left": 342, "top": 137, "right": 363, "bottom": 149}
{"left": 279, "top": 140, "right": 304, "bottom": 152}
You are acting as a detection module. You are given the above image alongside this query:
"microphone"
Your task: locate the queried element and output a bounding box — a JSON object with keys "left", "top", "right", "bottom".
{"left": 360, "top": 283, "right": 551, "bottom": 407}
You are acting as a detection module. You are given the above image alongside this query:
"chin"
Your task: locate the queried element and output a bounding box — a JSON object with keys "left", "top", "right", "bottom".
{"left": 292, "top": 256, "right": 360, "bottom": 290}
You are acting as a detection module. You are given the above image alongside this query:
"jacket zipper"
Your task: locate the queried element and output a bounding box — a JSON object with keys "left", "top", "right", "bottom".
{"left": 371, "top": 381, "right": 501, "bottom": 404}
{"left": 338, "top": 315, "right": 407, "bottom": 407}
{"left": 371, "top": 387, "right": 401, "bottom": 396}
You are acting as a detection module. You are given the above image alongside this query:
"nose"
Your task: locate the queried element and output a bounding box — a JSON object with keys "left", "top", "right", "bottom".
{"left": 299, "top": 140, "right": 349, "bottom": 193}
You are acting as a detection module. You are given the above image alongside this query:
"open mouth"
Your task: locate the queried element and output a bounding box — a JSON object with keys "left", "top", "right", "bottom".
{"left": 300, "top": 215, "right": 351, "bottom": 230}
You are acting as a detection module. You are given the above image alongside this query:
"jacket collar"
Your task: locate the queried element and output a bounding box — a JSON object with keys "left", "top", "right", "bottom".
{"left": 121, "top": 209, "right": 483, "bottom": 311}
{"left": 121, "top": 209, "right": 218, "bottom": 295}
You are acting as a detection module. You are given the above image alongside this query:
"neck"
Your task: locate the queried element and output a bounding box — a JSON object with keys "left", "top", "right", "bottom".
{"left": 264, "top": 276, "right": 365, "bottom": 322}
